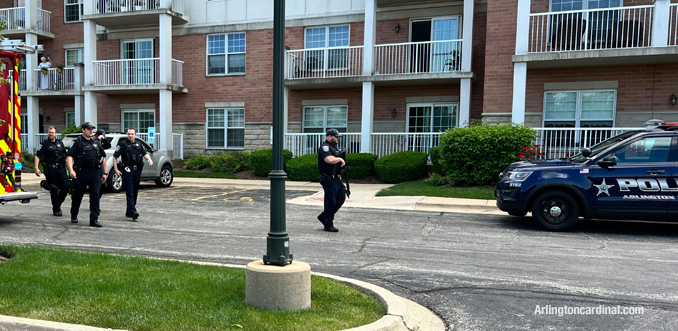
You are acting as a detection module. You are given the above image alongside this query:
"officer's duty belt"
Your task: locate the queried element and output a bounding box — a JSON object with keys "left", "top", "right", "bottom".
{"left": 46, "top": 163, "right": 64, "bottom": 168}
{"left": 321, "top": 174, "right": 341, "bottom": 179}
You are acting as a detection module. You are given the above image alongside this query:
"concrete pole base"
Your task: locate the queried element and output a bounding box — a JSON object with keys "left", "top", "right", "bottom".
{"left": 245, "top": 260, "right": 311, "bottom": 311}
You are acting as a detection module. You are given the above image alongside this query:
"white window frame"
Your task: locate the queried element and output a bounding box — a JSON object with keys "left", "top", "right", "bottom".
{"left": 302, "top": 105, "right": 348, "bottom": 133}
{"left": 304, "top": 25, "right": 351, "bottom": 71}
{"left": 549, "top": 0, "right": 623, "bottom": 12}
{"left": 405, "top": 103, "right": 459, "bottom": 133}
{"left": 206, "top": 33, "right": 246, "bottom": 76}
{"left": 64, "top": 48, "right": 83, "bottom": 67}
{"left": 64, "top": 0, "right": 83, "bottom": 23}
{"left": 542, "top": 89, "right": 617, "bottom": 128}
{"left": 205, "top": 108, "right": 246, "bottom": 149}
{"left": 20, "top": 114, "right": 27, "bottom": 134}
{"left": 121, "top": 109, "right": 155, "bottom": 134}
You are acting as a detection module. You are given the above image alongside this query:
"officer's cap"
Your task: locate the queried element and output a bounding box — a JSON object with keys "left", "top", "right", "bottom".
{"left": 95, "top": 128, "right": 105, "bottom": 136}
{"left": 81, "top": 122, "right": 95, "bottom": 130}
{"left": 326, "top": 128, "right": 341, "bottom": 137}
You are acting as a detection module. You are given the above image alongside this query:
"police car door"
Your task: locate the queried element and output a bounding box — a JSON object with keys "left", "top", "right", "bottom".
{"left": 587, "top": 135, "right": 675, "bottom": 221}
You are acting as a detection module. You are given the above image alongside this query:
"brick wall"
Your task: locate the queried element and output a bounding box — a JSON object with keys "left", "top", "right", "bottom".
{"left": 42, "top": 0, "right": 84, "bottom": 66}
{"left": 483, "top": 0, "right": 518, "bottom": 115}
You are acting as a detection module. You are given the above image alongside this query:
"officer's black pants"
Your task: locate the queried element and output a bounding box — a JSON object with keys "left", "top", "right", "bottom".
{"left": 319, "top": 177, "right": 346, "bottom": 225}
{"left": 71, "top": 170, "right": 102, "bottom": 222}
{"left": 44, "top": 166, "right": 69, "bottom": 212}
{"left": 122, "top": 166, "right": 142, "bottom": 215}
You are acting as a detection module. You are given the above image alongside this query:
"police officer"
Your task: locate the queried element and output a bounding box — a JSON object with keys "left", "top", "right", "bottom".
{"left": 317, "top": 128, "right": 346, "bottom": 232}
{"left": 94, "top": 128, "right": 112, "bottom": 198}
{"left": 34, "top": 126, "right": 69, "bottom": 216}
{"left": 66, "top": 122, "right": 107, "bottom": 227}
{"left": 113, "top": 127, "right": 153, "bottom": 221}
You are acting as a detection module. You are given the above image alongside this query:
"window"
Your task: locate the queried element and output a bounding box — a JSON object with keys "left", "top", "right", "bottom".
{"left": 612, "top": 137, "right": 672, "bottom": 164}
{"left": 65, "top": 112, "right": 75, "bottom": 128}
{"left": 65, "top": 49, "right": 83, "bottom": 67}
{"left": 407, "top": 104, "right": 458, "bottom": 133}
{"left": 65, "top": 0, "right": 83, "bottom": 23}
{"left": 302, "top": 106, "right": 348, "bottom": 134}
{"left": 543, "top": 90, "right": 615, "bottom": 128}
{"left": 207, "top": 108, "right": 245, "bottom": 148}
{"left": 550, "top": 0, "right": 623, "bottom": 46}
{"left": 122, "top": 110, "right": 155, "bottom": 134}
{"left": 304, "top": 25, "right": 350, "bottom": 71}
{"left": 207, "top": 33, "right": 246, "bottom": 75}
{"left": 20, "top": 115, "right": 27, "bottom": 134}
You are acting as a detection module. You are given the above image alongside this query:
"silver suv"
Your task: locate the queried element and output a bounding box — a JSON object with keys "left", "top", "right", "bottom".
{"left": 62, "top": 133, "right": 174, "bottom": 193}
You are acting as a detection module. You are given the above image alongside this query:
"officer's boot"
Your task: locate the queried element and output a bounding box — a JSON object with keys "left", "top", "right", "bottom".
{"left": 324, "top": 222, "right": 339, "bottom": 232}
{"left": 90, "top": 219, "right": 102, "bottom": 228}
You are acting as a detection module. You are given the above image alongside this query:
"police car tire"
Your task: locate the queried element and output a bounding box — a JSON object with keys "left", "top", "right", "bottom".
{"left": 108, "top": 170, "right": 124, "bottom": 193}
{"left": 155, "top": 165, "right": 173, "bottom": 187}
{"left": 531, "top": 191, "right": 579, "bottom": 231}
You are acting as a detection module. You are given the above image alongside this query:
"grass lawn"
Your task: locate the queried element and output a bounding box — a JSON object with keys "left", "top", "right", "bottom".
{"left": 377, "top": 180, "right": 496, "bottom": 200}
{"left": 174, "top": 170, "right": 237, "bottom": 179}
{"left": 0, "top": 245, "right": 385, "bottom": 331}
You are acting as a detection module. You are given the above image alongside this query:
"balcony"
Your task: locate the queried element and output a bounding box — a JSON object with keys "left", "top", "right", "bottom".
{"left": 82, "top": 0, "right": 188, "bottom": 28}
{"left": 0, "top": 7, "right": 53, "bottom": 39}
{"left": 285, "top": 40, "right": 471, "bottom": 89}
{"left": 83, "top": 58, "right": 187, "bottom": 94}
{"left": 514, "top": 4, "right": 678, "bottom": 68}
{"left": 19, "top": 68, "right": 82, "bottom": 98}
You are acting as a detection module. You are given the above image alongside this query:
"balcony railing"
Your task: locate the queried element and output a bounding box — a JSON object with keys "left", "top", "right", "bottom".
{"left": 0, "top": 7, "right": 51, "bottom": 33}
{"left": 371, "top": 132, "right": 443, "bottom": 158}
{"left": 92, "top": 58, "right": 184, "bottom": 87}
{"left": 33, "top": 68, "right": 76, "bottom": 91}
{"left": 374, "top": 40, "right": 463, "bottom": 75}
{"left": 284, "top": 133, "right": 361, "bottom": 157}
{"left": 533, "top": 127, "right": 643, "bottom": 159}
{"left": 669, "top": 4, "right": 678, "bottom": 46}
{"left": 529, "top": 5, "right": 653, "bottom": 53}
{"left": 88, "top": 0, "right": 185, "bottom": 16}
{"left": 20, "top": 133, "right": 27, "bottom": 153}
{"left": 286, "top": 46, "right": 364, "bottom": 79}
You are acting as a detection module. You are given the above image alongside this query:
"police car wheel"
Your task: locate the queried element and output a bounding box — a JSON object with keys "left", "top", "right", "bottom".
{"left": 155, "top": 165, "right": 173, "bottom": 187}
{"left": 531, "top": 191, "right": 579, "bottom": 231}
{"left": 108, "top": 170, "right": 124, "bottom": 193}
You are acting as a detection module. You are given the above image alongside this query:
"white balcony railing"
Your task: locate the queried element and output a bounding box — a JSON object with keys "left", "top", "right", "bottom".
{"left": 286, "top": 46, "right": 364, "bottom": 79}
{"left": 89, "top": 0, "right": 185, "bottom": 16}
{"left": 371, "top": 132, "right": 443, "bottom": 158}
{"left": 533, "top": 127, "right": 643, "bottom": 159}
{"left": 20, "top": 133, "right": 28, "bottom": 153}
{"left": 284, "top": 133, "right": 361, "bottom": 157}
{"left": 34, "top": 68, "right": 76, "bottom": 91}
{"left": 669, "top": 4, "right": 678, "bottom": 46}
{"left": 92, "top": 58, "right": 184, "bottom": 87}
{"left": 16, "top": 70, "right": 26, "bottom": 92}
{"left": 0, "top": 7, "right": 51, "bottom": 33}
{"left": 529, "top": 5, "right": 653, "bottom": 53}
{"left": 374, "top": 40, "right": 463, "bottom": 75}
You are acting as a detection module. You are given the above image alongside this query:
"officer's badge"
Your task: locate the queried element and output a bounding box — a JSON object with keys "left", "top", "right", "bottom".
{"left": 322, "top": 146, "right": 329, "bottom": 152}
{"left": 57, "top": 144, "right": 61, "bottom": 147}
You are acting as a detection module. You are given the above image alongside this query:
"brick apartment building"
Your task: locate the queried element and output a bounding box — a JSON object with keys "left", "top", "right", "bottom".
{"left": 9, "top": 0, "right": 678, "bottom": 159}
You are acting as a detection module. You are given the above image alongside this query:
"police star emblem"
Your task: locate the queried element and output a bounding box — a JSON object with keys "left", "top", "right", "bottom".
{"left": 594, "top": 179, "right": 615, "bottom": 196}
{"left": 322, "top": 146, "right": 329, "bottom": 152}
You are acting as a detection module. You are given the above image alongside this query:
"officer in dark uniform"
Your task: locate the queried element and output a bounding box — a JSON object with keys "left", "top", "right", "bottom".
{"left": 34, "top": 126, "right": 69, "bottom": 216}
{"left": 113, "top": 127, "right": 153, "bottom": 221}
{"left": 317, "top": 128, "right": 346, "bottom": 232}
{"left": 94, "top": 128, "right": 112, "bottom": 198}
{"left": 66, "top": 122, "right": 108, "bottom": 227}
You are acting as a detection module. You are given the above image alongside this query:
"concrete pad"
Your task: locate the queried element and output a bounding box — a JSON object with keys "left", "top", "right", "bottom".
{"left": 420, "top": 197, "right": 495, "bottom": 206}
{"left": 245, "top": 260, "right": 311, "bottom": 311}
{"left": 0, "top": 314, "right": 126, "bottom": 331}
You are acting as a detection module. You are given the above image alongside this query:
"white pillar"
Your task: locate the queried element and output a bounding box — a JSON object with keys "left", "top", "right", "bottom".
{"left": 84, "top": 92, "right": 97, "bottom": 124}
{"left": 83, "top": 20, "right": 96, "bottom": 87}
{"left": 512, "top": 62, "right": 527, "bottom": 124}
{"left": 360, "top": 82, "right": 374, "bottom": 153}
{"left": 283, "top": 87, "right": 289, "bottom": 133}
{"left": 74, "top": 63, "right": 85, "bottom": 126}
{"left": 459, "top": 78, "right": 471, "bottom": 127}
{"left": 25, "top": 34, "right": 37, "bottom": 92}
{"left": 652, "top": 0, "right": 670, "bottom": 47}
{"left": 515, "top": 0, "right": 531, "bottom": 54}
{"left": 25, "top": 0, "right": 37, "bottom": 30}
{"left": 362, "top": 0, "right": 376, "bottom": 76}
{"left": 159, "top": 13, "right": 173, "bottom": 156}
{"left": 461, "top": 0, "right": 474, "bottom": 71}
{"left": 27, "top": 97, "right": 39, "bottom": 152}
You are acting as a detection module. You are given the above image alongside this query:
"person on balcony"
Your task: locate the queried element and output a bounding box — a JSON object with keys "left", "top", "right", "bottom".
{"left": 38, "top": 56, "right": 50, "bottom": 89}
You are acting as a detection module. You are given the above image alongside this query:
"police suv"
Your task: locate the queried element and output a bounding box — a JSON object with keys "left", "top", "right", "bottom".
{"left": 496, "top": 124, "right": 678, "bottom": 230}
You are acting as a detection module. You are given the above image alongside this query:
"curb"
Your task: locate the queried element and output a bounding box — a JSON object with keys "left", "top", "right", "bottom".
{"left": 0, "top": 261, "right": 445, "bottom": 331}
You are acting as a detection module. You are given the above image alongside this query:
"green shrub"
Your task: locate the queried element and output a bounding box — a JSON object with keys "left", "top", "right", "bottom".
{"left": 61, "top": 124, "right": 81, "bottom": 135}
{"left": 250, "top": 148, "right": 293, "bottom": 176}
{"left": 429, "top": 147, "right": 443, "bottom": 175}
{"left": 426, "top": 173, "right": 449, "bottom": 186}
{"left": 439, "top": 124, "right": 537, "bottom": 186}
{"left": 346, "top": 153, "right": 378, "bottom": 179}
{"left": 374, "top": 151, "right": 428, "bottom": 184}
{"left": 286, "top": 153, "right": 320, "bottom": 182}
{"left": 185, "top": 155, "right": 211, "bottom": 170}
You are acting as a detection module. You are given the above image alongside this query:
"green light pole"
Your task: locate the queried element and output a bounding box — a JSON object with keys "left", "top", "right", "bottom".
{"left": 263, "top": 0, "right": 292, "bottom": 266}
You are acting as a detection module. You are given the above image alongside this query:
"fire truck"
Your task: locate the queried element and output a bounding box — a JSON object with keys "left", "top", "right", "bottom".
{"left": 0, "top": 40, "right": 40, "bottom": 204}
